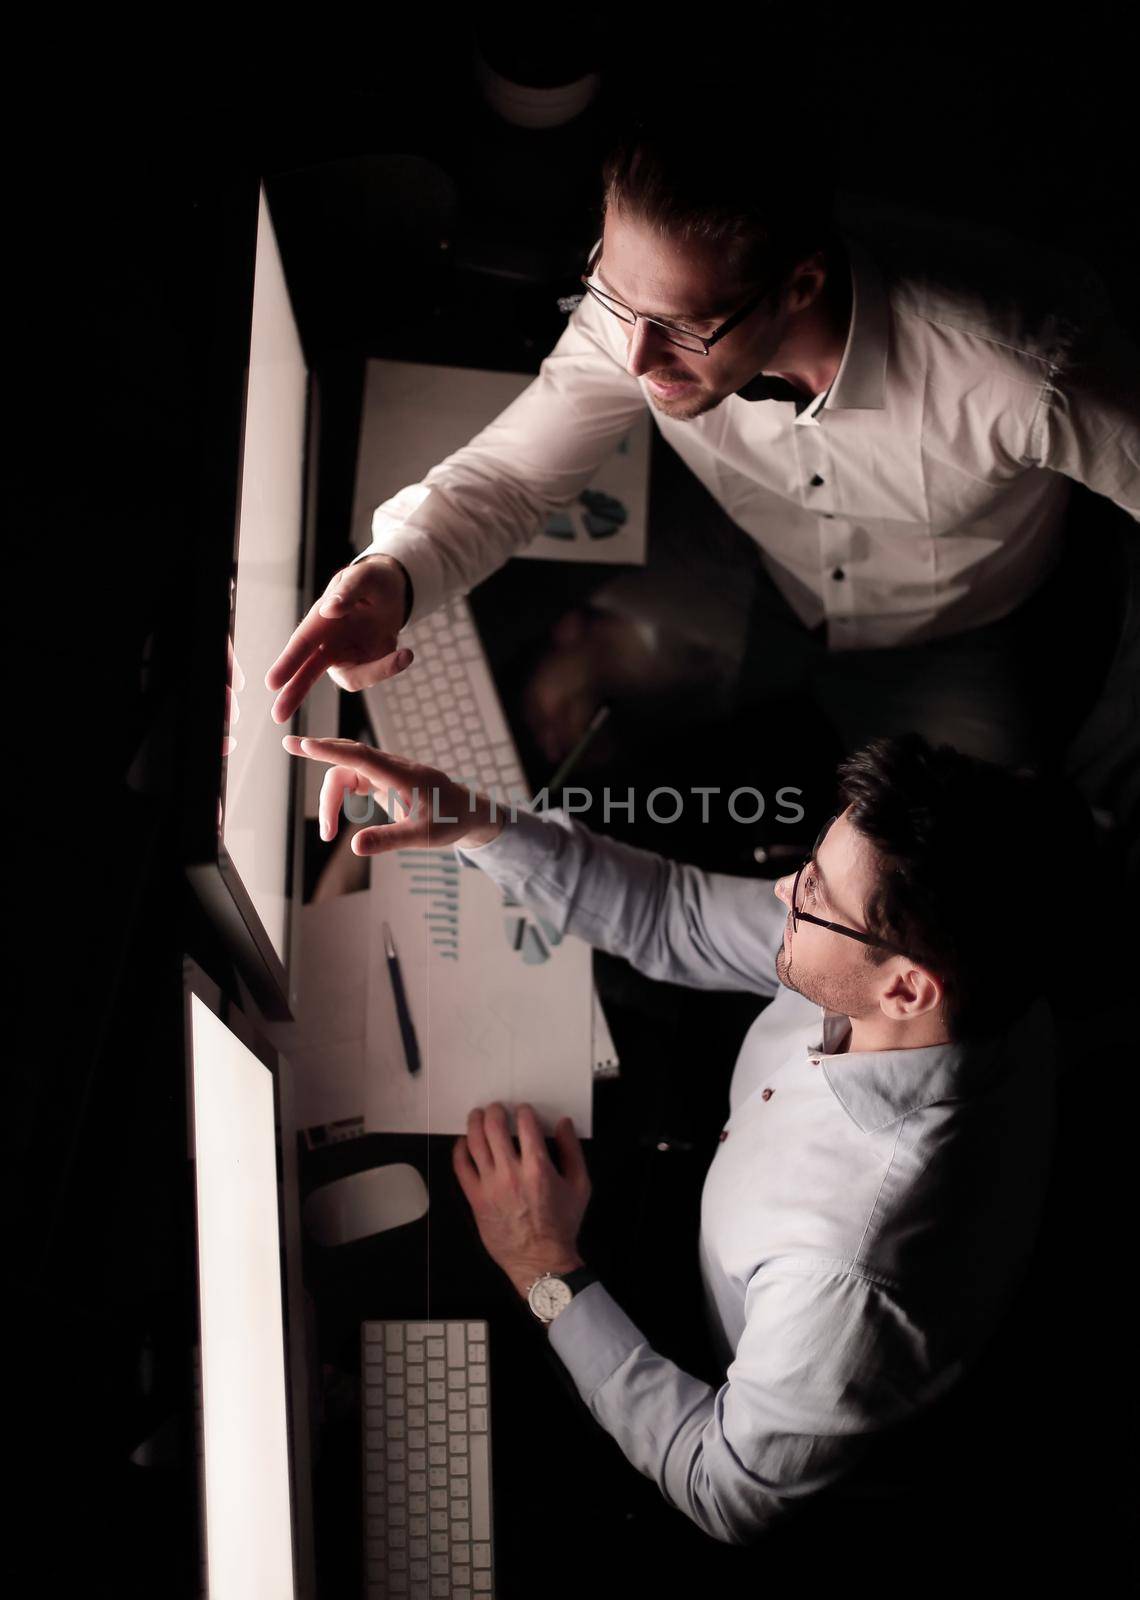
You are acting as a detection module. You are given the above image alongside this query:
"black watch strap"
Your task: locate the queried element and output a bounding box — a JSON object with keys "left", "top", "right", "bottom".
{"left": 560, "top": 1266, "right": 599, "bottom": 1296}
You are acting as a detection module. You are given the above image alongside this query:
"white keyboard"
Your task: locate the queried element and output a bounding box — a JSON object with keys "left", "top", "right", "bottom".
{"left": 362, "top": 597, "right": 529, "bottom": 807}
{"left": 361, "top": 1318, "right": 495, "bottom": 1599}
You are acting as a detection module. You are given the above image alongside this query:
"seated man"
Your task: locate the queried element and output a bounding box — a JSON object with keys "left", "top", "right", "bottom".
{"left": 286, "top": 728, "right": 1073, "bottom": 1548}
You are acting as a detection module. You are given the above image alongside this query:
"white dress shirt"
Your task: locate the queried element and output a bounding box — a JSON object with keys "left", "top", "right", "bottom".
{"left": 354, "top": 197, "right": 1138, "bottom": 651}
{"left": 456, "top": 807, "right": 1058, "bottom": 1544}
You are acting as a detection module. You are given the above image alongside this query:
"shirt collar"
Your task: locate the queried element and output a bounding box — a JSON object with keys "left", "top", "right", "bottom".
{"left": 814, "top": 998, "right": 1054, "bottom": 1134}
{"left": 814, "top": 229, "right": 890, "bottom": 418}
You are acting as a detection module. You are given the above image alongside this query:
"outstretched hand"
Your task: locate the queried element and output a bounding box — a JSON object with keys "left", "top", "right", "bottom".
{"left": 281, "top": 735, "right": 507, "bottom": 854}
{"left": 265, "top": 555, "right": 412, "bottom": 724}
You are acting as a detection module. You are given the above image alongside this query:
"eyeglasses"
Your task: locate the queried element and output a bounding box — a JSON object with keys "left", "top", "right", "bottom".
{"left": 579, "top": 240, "right": 782, "bottom": 356}
{"left": 789, "top": 816, "right": 904, "bottom": 953}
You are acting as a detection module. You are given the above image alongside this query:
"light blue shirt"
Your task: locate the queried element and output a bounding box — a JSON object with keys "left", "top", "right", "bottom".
{"left": 458, "top": 808, "right": 1058, "bottom": 1544}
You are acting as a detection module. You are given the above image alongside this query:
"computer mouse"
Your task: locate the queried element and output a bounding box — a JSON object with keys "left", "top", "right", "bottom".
{"left": 302, "top": 1163, "right": 429, "bottom": 1247}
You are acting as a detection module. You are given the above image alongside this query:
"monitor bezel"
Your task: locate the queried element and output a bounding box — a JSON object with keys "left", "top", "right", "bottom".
{"left": 181, "top": 175, "right": 317, "bottom": 1023}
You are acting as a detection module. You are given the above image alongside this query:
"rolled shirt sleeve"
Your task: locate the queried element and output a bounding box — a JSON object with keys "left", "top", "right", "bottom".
{"left": 548, "top": 1261, "right": 952, "bottom": 1545}
{"left": 456, "top": 806, "right": 786, "bottom": 998}
{"left": 350, "top": 264, "right": 647, "bottom": 623}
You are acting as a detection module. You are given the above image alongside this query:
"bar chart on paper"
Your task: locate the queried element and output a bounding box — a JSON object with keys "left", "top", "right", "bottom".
{"left": 365, "top": 849, "right": 594, "bottom": 1137}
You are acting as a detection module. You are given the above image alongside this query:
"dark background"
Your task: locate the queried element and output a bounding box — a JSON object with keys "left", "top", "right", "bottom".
{"left": 11, "top": 10, "right": 1136, "bottom": 1592}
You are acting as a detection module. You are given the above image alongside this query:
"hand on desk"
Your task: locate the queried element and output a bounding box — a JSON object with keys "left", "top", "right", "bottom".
{"left": 453, "top": 1104, "right": 589, "bottom": 1300}
{"left": 265, "top": 555, "right": 412, "bottom": 723}
{"left": 282, "top": 735, "right": 506, "bottom": 854}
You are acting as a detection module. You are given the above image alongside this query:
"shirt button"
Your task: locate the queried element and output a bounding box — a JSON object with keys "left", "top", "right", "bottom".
{"left": 810, "top": 473, "right": 825, "bottom": 486}
{"left": 832, "top": 567, "right": 845, "bottom": 581}
{"left": 761, "top": 1088, "right": 774, "bottom": 1101}
{"left": 822, "top": 512, "right": 835, "bottom": 518}
{"left": 718, "top": 1129, "right": 729, "bottom": 1142}
{"left": 811, "top": 1058, "right": 821, "bottom": 1066}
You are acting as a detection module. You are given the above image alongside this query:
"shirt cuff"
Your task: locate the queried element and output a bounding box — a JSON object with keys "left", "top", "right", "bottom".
{"left": 547, "top": 1281, "right": 647, "bottom": 1401}
{"left": 454, "top": 805, "right": 561, "bottom": 873}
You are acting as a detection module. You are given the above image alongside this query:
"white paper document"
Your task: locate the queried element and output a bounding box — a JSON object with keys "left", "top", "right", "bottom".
{"left": 365, "top": 845, "right": 594, "bottom": 1137}
{"left": 351, "top": 357, "right": 650, "bottom": 567}
{"left": 262, "top": 890, "right": 370, "bottom": 1135}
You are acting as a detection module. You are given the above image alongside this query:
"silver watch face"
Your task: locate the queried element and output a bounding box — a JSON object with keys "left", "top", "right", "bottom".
{"left": 528, "top": 1275, "right": 573, "bottom": 1323}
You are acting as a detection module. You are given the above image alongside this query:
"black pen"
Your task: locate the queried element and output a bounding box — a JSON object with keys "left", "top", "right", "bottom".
{"left": 382, "top": 921, "right": 421, "bottom": 1077}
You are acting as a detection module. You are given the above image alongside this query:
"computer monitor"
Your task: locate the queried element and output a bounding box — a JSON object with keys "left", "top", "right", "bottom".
{"left": 184, "top": 178, "right": 317, "bottom": 1020}
{"left": 183, "top": 956, "right": 315, "bottom": 1598}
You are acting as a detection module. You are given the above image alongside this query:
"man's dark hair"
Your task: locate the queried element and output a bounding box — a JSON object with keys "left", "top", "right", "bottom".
{"left": 599, "top": 84, "right": 841, "bottom": 306}
{"left": 837, "top": 734, "right": 1090, "bottom": 1042}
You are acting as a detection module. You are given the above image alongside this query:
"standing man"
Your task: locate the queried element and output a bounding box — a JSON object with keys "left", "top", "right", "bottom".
{"left": 284, "top": 727, "right": 1074, "bottom": 1549}
{"left": 267, "top": 93, "right": 1138, "bottom": 771}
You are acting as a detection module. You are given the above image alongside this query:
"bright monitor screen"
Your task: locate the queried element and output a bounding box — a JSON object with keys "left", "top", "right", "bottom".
{"left": 220, "top": 185, "right": 308, "bottom": 967}
{"left": 190, "top": 992, "right": 296, "bottom": 1598}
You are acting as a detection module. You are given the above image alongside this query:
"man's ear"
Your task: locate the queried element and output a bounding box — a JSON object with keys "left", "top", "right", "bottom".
{"left": 878, "top": 963, "right": 944, "bottom": 1023}
{"left": 785, "top": 250, "right": 828, "bottom": 315}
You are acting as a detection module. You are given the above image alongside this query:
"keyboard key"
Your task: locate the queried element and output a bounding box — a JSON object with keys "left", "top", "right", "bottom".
{"left": 472, "top": 1543, "right": 492, "bottom": 1569}
{"left": 427, "top": 1359, "right": 445, "bottom": 1380}
{"left": 410, "top": 1429, "right": 427, "bottom": 1449}
{"left": 469, "top": 1408, "right": 488, "bottom": 1432}
{"left": 469, "top": 1386, "right": 487, "bottom": 1406}
{"left": 428, "top": 1424, "right": 447, "bottom": 1445}
{"left": 469, "top": 1345, "right": 485, "bottom": 1365}
{"left": 474, "top": 1572, "right": 492, "bottom": 1592}
{"left": 470, "top": 1435, "right": 491, "bottom": 1539}
{"left": 447, "top": 1370, "right": 466, "bottom": 1390}
{"left": 409, "top": 1494, "right": 427, "bottom": 1516}
{"left": 468, "top": 1365, "right": 486, "bottom": 1385}
{"left": 429, "top": 1508, "right": 447, "bottom": 1533}
{"left": 427, "top": 1381, "right": 445, "bottom": 1402}
{"left": 429, "top": 1445, "right": 447, "bottom": 1467}
{"left": 410, "top": 1538, "right": 428, "bottom": 1559}
{"left": 453, "top": 1522, "right": 470, "bottom": 1543}
{"left": 429, "top": 1490, "right": 447, "bottom": 1511}
{"left": 448, "top": 1393, "right": 466, "bottom": 1412}
{"left": 430, "top": 1533, "right": 448, "bottom": 1555}
{"left": 451, "top": 1498, "right": 469, "bottom": 1523}
{"left": 430, "top": 1554, "right": 448, "bottom": 1576}
{"left": 427, "top": 1338, "right": 445, "bottom": 1359}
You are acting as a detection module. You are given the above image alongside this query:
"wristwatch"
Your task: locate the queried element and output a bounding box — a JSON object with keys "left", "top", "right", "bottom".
{"left": 526, "top": 1266, "right": 598, "bottom": 1325}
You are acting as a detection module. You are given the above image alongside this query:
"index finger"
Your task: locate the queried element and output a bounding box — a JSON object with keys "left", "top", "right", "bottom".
{"left": 282, "top": 735, "right": 426, "bottom": 797}
{"left": 270, "top": 646, "right": 332, "bottom": 726}
{"left": 265, "top": 597, "right": 332, "bottom": 692}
